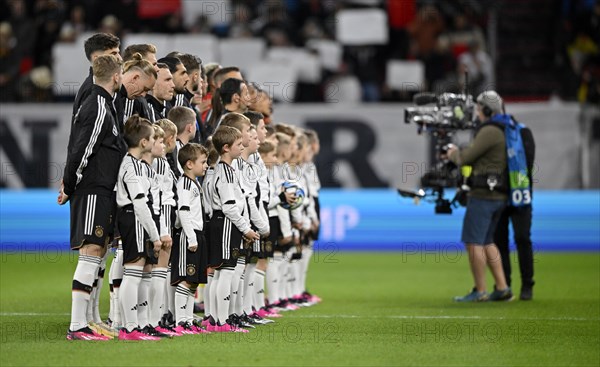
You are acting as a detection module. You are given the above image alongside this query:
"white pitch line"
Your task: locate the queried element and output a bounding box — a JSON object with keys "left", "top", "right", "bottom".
{"left": 287, "top": 314, "right": 600, "bottom": 322}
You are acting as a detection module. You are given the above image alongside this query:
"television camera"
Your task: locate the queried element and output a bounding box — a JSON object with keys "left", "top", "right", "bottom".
{"left": 399, "top": 89, "right": 479, "bottom": 214}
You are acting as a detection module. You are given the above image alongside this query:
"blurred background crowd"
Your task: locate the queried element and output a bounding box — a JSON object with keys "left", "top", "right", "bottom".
{"left": 0, "top": 0, "right": 598, "bottom": 105}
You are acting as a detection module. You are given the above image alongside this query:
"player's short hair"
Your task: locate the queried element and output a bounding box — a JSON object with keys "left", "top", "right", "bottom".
{"left": 124, "top": 115, "right": 153, "bottom": 148}
{"left": 205, "top": 63, "right": 221, "bottom": 77}
{"left": 243, "top": 111, "right": 264, "bottom": 127}
{"left": 157, "top": 57, "right": 183, "bottom": 74}
{"left": 265, "top": 124, "right": 275, "bottom": 138}
{"left": 258, "top": 140, "right": 276, "bottom": 155}
{"left": 305, "top": 129, "right": 319, "bottom": 145}
{"left": 203, "top": 139, "right": 220, "bottom": 166}
{"left": 274, "top": 123, "right": 296, "bottom": 138}
{"left": 205, "top": 63, "right": 221, "bottom": 90}
{"left": 178, "top": 143, "right": 208, "bottom": 170}
{"left": 165, "top": 51, "right": 182, "bottom": 59}
{"left": 274, "top": 132, "right": 291, "bottom": 156}
{"left": 122, "top": 44, "right": 157, "bottom": 62}
{"left": 214, "top": 66, "right": 240, "bottom": 86}
{"left": 152, "top": 124, "right": 165, "bottom": 139}
{"left": 220, "top": 112, "right": 251, "bottom": 132}
{"left": 92, "top": 55, "right": 122, "bottom": 83}
{"left": 155, "top": 118, "right": 177, "bottom": 137}
{"left": 200, "top": 64, "right": 206, "bottom": 80}
{"left": 212, "top": 126, "right": 242, "bottom": 154}
{"left": 167, "top": 107, "right": 196, "bottom": 134}
{"left": 84, "top": 33, "right": 120, "bottom": 61}
{"left": 295, "top": 130, "right": 307, "bottom": 150}
{"left": 123, "top": 52, "right": 157, "bottom": 79}
{"left": 177, "top": 53, "right": 202, "bottom": 72}
{"left": 219, "top": 78, "right": 244, "bottom": 105}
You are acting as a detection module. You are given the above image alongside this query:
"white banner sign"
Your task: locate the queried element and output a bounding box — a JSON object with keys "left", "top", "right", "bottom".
{"left": 0, "top": 102, "right": 581, "bottom": 190}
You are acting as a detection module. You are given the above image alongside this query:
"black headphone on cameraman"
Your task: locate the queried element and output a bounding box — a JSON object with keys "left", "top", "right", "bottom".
{"left": 477, "top": 91, "right": 506, "bottom": 118}
{"left": 480, "top": 103, "right": 493, "bottom": 118}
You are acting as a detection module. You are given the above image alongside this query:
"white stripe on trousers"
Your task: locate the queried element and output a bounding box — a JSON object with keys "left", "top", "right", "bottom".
{"left": 222, "top": 218, "right": 232, "bottom": 260}
{"left": 136, "top": 219, "right": 144, "bottom": 253}
{"left": 163, "top": 205, "right": 171, "bottom": 237}
{"left": 179, "top": 230, "right": 186, "bottom": 275}
{"left": 84, "top": 194, "right": 96, "bottom": 235}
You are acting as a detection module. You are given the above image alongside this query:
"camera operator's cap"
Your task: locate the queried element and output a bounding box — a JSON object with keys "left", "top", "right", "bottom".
{"left": 476, "top": 90, "right": 504, "bottom": 115}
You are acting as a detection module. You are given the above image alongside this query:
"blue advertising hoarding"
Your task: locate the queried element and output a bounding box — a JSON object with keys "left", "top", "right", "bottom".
{"left": 1, "top": 189, "right": 598, "bottom": 252}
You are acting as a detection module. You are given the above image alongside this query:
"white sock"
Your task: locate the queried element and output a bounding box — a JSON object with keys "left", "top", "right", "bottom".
{"left": 300, "top": 246, "right": 313, "bottom": 293}
{"left": 292, "top": 260, "right": 302, "bottom": 297}
{"left": 108, "top": 280, "right": 114, "bottom": 323}
{"left": 119, "top": 265, "right": 143, "bottom": 332}
{"left": 108, "top": 256, "right": 115, "bottom": 323}
{"left": 254, "top": 269, "right": 266, "bottom": 310}
{"left": 92, "top": 252, "right": 109, "bottom": 324}
{"left": 210, "top": 271, "right": 220, "bottom": 321}
{"left": 235, "top": 276, "right": 244, "bottom": 316}
{"left": 216, "top": 268, "right": 234, "bottom": 325}
{"left": 186, "top": 286, "right": 197, "bottom": 323}
{"left": 204, "top": 273, "right": 213, "bottom": 317}
{"left": 175, "top": 283, "right": 190, "bottom": 325}
{"left": 287, "top": 261, "right": 296, "bottom": 299}
{"left": 195, "top": 285, "right": 203, "bottom": 303}
{"left": 166, "top": 267, "right": 176, "bottom": 320}
{"left": 137, "top": 272, "right": 151, "bottom": 328}
{"left": 229, "top": 260, "right": 245, "bottom": 317}
{"left": 86, "top": 276, "right": 98, "bottom": 324}
{"left": 243, "top": 263, "right": 257, "bottom": 315}
{"left": 110, "top": 249, "right": 123, "bottom": 327}
{"left": 149, "top": 268, "right": 167, "bottom": 327}
{"left": 267, "top": 254, "right": 283, "bottom": 304}
{"left": 70, "top": 255, "right": 101, "bottom": 331}
{"left": 280, "top": 257, "right": 291, "bottom": 301}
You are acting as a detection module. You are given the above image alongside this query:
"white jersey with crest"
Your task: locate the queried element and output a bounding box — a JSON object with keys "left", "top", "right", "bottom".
{"left": 116, "top": 153, "right": 160, "bottom": 242}
{"left": 235, "top": 156, "right": 269, "bottom": 235}
{"left": 175, "top": 174, "right": 204, "bottom": 246}
{"left": 210, "top": 160, "right": 251, "bottom": 235}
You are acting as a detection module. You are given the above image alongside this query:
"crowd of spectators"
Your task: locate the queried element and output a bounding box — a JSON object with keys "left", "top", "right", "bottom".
{"left": 558, "top": 0, "right": 599, "bottom": 105}
{"left": 0, "top": 0, "right": 597, "bottom": 104}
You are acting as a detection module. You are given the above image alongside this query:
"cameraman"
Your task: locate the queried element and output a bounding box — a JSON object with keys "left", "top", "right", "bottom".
{"left": 445, "top": 90, "right": 512, "bottom": 302}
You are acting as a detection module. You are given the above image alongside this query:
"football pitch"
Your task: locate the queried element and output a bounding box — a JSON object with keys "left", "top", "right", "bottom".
{"left": 1, "top": 251, "right": 598, "bottom": 366}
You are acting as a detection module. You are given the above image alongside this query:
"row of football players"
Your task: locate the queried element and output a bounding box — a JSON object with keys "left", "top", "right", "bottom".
{"left": 108, "top": 111, "right": 321, "bottom": 340}
{"left": 62, "top": 59, "right": 322, "bottom": 341}
{"left": 62, "top": 33, "right": 321, "bottom": 341}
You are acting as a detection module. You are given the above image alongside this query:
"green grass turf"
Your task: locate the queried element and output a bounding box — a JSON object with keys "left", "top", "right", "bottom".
{"left": 0, "top": 251, "right": 599, "bottom": 366}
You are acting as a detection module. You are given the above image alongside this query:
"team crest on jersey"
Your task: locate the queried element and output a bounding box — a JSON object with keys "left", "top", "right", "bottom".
{"left": 186, "top": 264, "right": 196, "bottom": 276}
{"left": 95, "top": 225, "right": 104, "bottom": 238}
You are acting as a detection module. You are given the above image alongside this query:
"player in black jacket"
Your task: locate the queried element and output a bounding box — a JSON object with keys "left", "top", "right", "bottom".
{"left": 71, "top": 33, "right": 121, "bottom": 122}
{"left": 146, "top": 63, "right": 175, "bottom": 122}
{"left": 159, "top": 56, "right": 190, "bottom": 109}
{"left": 59, "top": 55, "right": 124, "bottom": 341}
{"left": 113, "top": 53, "right": 157, "bottom": 128}
{"left": 116, "top": 45, "right": 160, "bottom": 126}
{"left": 175, "top": 53, "right": 204, "bottom": 143}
